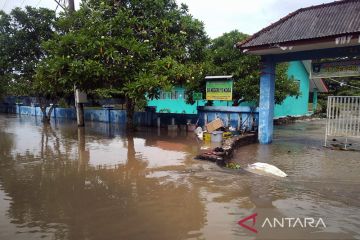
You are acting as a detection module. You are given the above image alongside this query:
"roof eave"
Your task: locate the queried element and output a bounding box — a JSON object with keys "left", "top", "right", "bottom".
{"left": 236, "top": 32, "right": 360, "bottom": 55}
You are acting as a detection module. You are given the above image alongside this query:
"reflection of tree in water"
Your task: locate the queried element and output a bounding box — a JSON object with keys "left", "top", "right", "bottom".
{"left": 0, "top": 125, "right": 205, "bottom": 240}
{"left": 0, "top": 129, "right": 15, "bottom": 159}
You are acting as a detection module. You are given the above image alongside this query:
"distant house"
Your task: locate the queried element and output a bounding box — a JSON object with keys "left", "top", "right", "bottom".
{"left": 147, "top": 60, "right": 327, "bottom": 118}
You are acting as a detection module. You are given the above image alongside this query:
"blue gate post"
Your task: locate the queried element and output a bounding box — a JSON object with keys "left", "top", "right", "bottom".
{"left": 258, "top": 59, "right": 275, "bottom": 144}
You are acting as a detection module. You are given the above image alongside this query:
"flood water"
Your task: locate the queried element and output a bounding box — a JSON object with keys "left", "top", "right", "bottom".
{"left": 0, "top": 114, "right": 360, "bottom": 240}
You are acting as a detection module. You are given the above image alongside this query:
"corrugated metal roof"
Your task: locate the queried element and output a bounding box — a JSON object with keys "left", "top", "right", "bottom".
{"left": 310, "top": 78, "right": 329, "bottom": 93}
{"left": 238, "top": 0, "right": 360, "bottom": 48}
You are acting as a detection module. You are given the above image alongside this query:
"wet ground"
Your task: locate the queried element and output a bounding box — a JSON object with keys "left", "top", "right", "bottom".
{"left": 0, "top": 114, "right": 360, "bottom": 240}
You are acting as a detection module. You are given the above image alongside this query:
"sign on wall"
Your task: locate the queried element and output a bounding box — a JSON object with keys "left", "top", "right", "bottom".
{"left": 311, "top": 59, "right": 360, "bottom": 79}
{"left": 206, "top": 80, "right": 233, "bottom": 101}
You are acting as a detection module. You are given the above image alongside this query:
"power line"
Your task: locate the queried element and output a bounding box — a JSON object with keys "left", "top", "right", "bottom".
{"left": 53, "top": 0, "right": 66, "bottom": 11}
{"left": 2, "top": 0, "right": 9, "bottom": 11}
{"left": 20, "top": 0, "right": 27, "bottom": 8}
{"left": 35, "top": 0, "right": 42, "bottom": 8}
{"left": 328, "top": 78, "right": 360, "bottom": 90}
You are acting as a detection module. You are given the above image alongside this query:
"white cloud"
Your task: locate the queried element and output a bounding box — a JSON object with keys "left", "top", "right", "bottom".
{"left": 1, "top": 0, "right": 78, "bottom": 13}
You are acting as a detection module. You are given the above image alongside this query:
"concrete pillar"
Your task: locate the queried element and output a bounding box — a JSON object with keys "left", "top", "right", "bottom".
{"left": 16, "top": 103, "right": 21, "bottom": 115}
{"left": 258, "top": 59, "right": 275, "bottom": 144}
{"left": 157, "top": 116, "right": 161, "bottom": 128}
{"left": 53, "top": 105, "right": 57, "bottom": 119}
{"left": 312, "top": 88, "right": 318, "bottom": 112}
{"left": 76, "top": 103, "right": 85, "bottom": 127}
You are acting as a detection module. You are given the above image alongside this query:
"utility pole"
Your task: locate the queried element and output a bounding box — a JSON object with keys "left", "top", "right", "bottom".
{"left": 67, "top": 0, "right": 85, "bottom": 127}
{"left": 54, "top": 0, "right": 86, "bottom": 127}
{"left": 68, "top": 0, "right": 75, "bottom": 12}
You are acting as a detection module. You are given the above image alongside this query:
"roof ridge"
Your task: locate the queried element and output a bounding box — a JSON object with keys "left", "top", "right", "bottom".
{"left": 295, "top": 0, "right": 358, "bottom": 12}
{"left": 236, "top": 0, "right": 357, "bottom": 48}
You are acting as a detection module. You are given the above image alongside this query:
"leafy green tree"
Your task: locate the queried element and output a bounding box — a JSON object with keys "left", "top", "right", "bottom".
{"left": 198, "top": 30, "right": 299, "bottom": 105}
{"left": 0, "top": 10, "right": 12, "bottom": 99}
{"left": 0, "top": 7, "right": 59, "bottom": 121}
{"left": 40, "top": 0, "right": 208, "bottom": 129}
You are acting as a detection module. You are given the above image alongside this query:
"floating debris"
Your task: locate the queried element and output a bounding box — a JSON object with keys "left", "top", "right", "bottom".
{"left": 245, "top": 162, "right": 287, "bottom": 178}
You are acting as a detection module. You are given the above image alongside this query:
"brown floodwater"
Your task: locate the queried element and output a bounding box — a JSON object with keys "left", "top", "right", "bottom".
{"left": 0, "top": 114, "right": 360, "bottom": 240}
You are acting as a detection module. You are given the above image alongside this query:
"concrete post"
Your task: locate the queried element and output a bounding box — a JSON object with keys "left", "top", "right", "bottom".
{"left": 53, "top": 105, "right": 57, "bottom": 119}
{"left": 157, "top": 116, "right": 161, "bottom": 128}
{"left": 75, "top": 88, "right": 86, "bottom": 127}
{"left": 76, "top": 103, "right": 85, "bottom": 126}
{"left": 312, "top": 88, "right": 318, "bottom": 112}
{"left": 258, "top": 59, "right": 275, "bottom": 144}
{"left": 108, "top": 109, "right": 111, "bottom": 123}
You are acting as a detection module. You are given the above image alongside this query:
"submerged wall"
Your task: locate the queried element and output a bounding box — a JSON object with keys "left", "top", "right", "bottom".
{"left": 0, "top": 104, "right": 259, "bottom": 130}
{"left": 198, "top": 106, "right": 259, "bottom": 131}
{"left": 1, "top": 105, "right": 200, "bottom": 127}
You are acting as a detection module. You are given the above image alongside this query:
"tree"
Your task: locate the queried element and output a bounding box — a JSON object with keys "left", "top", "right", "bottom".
{"left": 0, "top": 7, "right": 60, "bottom": 122}
{"left": 198, "top": 30, "right": 299, "bottom": 105}
{"left": 40, "top": 0, "right": 209, "bottom": 129}
{"left": 0, "top": 10, "right": 12, "bottom": 99}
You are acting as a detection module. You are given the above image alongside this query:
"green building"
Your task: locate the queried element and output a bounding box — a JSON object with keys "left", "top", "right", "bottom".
{"left": 147, "top": 61, "right": 327, "bottom": 118}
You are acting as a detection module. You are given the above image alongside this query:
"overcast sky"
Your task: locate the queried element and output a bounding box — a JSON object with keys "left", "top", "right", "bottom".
{"left": 1, "top": 0, "right": 334, "bottom": 38}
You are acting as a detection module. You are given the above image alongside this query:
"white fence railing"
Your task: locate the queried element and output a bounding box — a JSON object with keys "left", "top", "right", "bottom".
{"left": 325, "top": 96, "right": 360, "bottom": 148}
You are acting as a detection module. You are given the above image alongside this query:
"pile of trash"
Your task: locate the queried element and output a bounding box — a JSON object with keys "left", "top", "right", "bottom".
{"left": 193, "top": 118, "right": 288, "bottom": 178}
{"left": 194, "top": 118, "right": 237, "bottom": 143}
{"left": 195, "top": 134, "right": 258, "bottom": 165}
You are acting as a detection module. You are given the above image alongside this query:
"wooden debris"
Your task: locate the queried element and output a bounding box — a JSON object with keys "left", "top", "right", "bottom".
{"left": 205, "top": 118, "right": 224, "bottom": 133}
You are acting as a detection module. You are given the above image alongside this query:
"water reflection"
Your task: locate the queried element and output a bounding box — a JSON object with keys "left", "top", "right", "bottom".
{"left": 0, "top": 116, "right": 205, "bottom": 240}
{"left": 1, "top": 115, "right": 360, "bottom": 240}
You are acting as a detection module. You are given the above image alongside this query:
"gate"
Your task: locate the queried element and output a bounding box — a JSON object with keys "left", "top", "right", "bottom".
{"left": 325, "top": 96, "right": 360, "bottom": 149}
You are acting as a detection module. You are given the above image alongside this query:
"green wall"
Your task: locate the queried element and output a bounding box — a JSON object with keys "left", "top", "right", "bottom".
{"left": 147, "top": 87, "right": 202, "bottom": 114}
{"left": 147, "top": 61, "right": 310, "bottom": 117}
{"left": 274, "top": 61, "right": 310, "bottom": 118}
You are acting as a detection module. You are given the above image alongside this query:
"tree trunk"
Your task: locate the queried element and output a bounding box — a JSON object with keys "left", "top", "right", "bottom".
{"left": 40, "top": 105, "right": 50, "bottom": 123}
{"left": 47, "top": 104, "right": 55, "bottom": 120}
{"left": 126, "top": 97, "right": 136, "bottom": 131}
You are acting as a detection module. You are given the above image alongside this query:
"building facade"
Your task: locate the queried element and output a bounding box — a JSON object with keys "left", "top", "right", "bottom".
{"left": 147, "top": 61, "right": 312, "bottom": 118}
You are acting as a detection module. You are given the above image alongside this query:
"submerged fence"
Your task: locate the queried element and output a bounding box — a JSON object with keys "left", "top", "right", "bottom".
{"left": 325, "top": 96, "right": 360, "bottom": 148}
{"left": 0, "top": 104, "right": 259, "bottom": 130}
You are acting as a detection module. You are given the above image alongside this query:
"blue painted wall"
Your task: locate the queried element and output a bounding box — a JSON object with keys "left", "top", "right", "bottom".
{"left": 2, "top": 105, "right": 201, "bottom": 127}
{"left": 198, "top": 106, "right": 259, "bottom": 131}
{"left": 1, "top": 105, "right": 260, "bottom": 130}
